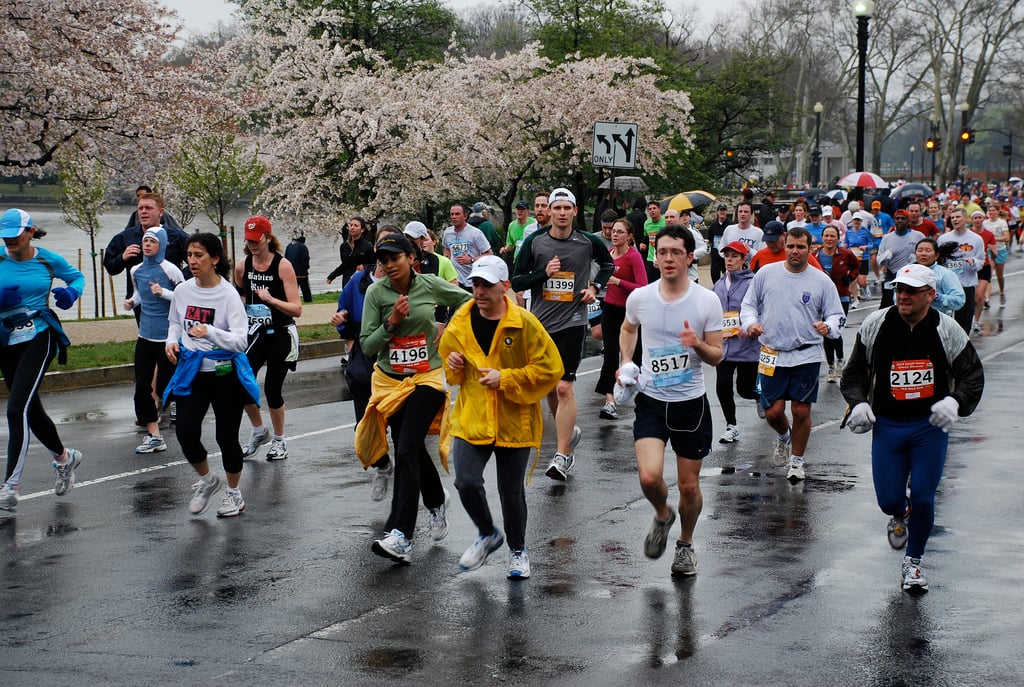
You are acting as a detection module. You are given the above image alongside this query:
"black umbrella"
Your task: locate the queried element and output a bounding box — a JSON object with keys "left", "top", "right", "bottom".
{"left": 891, "top": 183, "right": 935, "bottom": 201}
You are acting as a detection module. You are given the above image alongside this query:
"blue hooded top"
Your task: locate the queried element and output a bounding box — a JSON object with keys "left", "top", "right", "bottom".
{"left": 129, "top": 226, "right": 184, "bottom": 341}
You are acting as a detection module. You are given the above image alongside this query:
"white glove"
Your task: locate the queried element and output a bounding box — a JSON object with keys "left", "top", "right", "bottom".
{"left": 847, "top": 402, "right": 876, "bottom": 434}
{"left": 613, "top": 362, "right": 642, "bottom": 405}
{"left": 929, "top": 396, "right": 959, "bottom": 432}
{"left": 877, "top": 249, "right": 893, "bottom": 265}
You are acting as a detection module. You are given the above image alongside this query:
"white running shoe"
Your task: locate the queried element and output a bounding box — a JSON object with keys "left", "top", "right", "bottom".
{"left": 370, "top": 460, "right": 392, "bottom": 502}
{"left": 718, "top": 425, "right": 740, "bottom": 444}
{"left": 771, "top": 435, "right": 791, "bottom": 467}
{"left": 135, "top": 434, "right": 167, "bottom": 454}
{"left": 53, "top": 448, "right": 82, "bottom": 496}
{"left": 372, "top": 529, "right": 412, "bottom": 564}
{"left": 189, "top": 474, "right": 221, "bottom": 515}
{"left": 458, "top": 529, "right": 505, "bottom": 571}
{"left": 850, "top": 298, "right": 860, "bottom": 309}
{"left": 545, "top": 452, "right": 574, "bottom": 481}
{"left": 599, "top": 402, "right": 618, "bottom": 420}
{"left": 216, "top": 490, "right": 246, "bottom": 517}
{"left": 0, "top": 483, "right": 18, "bottom": 511}
{"left": 265, "top": 438, "right": 288, "bottom": 461}
{"left": 428, "top": 488, "right": 451, "bottom": 541}
{"left": 508, "top": 549, "right": 531, "bottom": 579}
{"left": 643, "top": 509, "right": 677, "bottom": 559}
{"left": 241, "top": 428, "right": 270, "bottom": 458}
{"left": 786, "top": 458, "right": 806, "bottom": 482}
{"left": 901, "top": 556, "right": 929, "bottom": 593}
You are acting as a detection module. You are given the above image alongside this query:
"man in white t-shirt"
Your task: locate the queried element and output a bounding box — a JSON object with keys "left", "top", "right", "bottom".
{"left": 720, "top": 201, "right": 765, "bottom": 255}
{"left": 619, "top": 224, "right": 723, "bottom": 577}
{"left": 442, "top": 203, "right": 493, "bottom": 288}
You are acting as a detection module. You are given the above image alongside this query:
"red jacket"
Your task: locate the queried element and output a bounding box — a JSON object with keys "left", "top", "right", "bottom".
{"left": 813, "top": 247, "right": 861, "bottom": 298}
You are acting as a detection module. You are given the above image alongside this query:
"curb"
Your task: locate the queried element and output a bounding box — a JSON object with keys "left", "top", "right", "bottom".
{"left": 0, "top": 339, "right": 346, "bottom": 397}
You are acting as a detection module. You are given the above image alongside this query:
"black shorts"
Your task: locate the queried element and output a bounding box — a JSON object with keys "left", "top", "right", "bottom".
{"left": 632, "top": 393, "right": 713, "bottom": 460}
{"left": 858, "top": 258, "right": 870, "bottom": 276}
{"left": 977, "top": 264, "right": 992, "bottom": 282}
{"left": 550, "top": 326, "right": 586, "bottom": 381}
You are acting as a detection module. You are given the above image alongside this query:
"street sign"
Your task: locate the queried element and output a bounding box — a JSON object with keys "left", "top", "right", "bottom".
{"left": 959, "top": 165, "right": 969, "bottom": 176}
{"left": 593, "top": 121, "right": 639, "bottom": 170}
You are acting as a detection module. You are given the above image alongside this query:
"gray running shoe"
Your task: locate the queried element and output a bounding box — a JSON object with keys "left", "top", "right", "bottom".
{"left": 189, "top": 474, "right": 221, "bottom": 515}
{"left": 887, "top": 509, "right": 909, "bottom": 549}
{"left": 265, "top": 438, "right": 288, "bottom": 461}
{"left": 671, "top": 543, "right": 698, "bottom": 577}
{"left": 216, "top": 490, "right": 246, "bottom": 517}
{"left": 372, "top": 529, "right": 412, "bottom": 564}
{"left": 53, "top": 448, "right": 82, "bottom": 496}
{"left": 370, "top": 460, "right": 392, "bottom": 502}
{"left": 428, "top": 488, "right": 451, "bottom": 541}
{"left": 644, "top": 509, "right": 677, "bottom": 559}
{"left": 568, "top": 424, "right": 582, "bottom": 452}
{"left": 772, "top": 435, "right": 791, "bottom": 467}
{"left": 0, "top": 483, "right": 18, "bottom": 511}
{"left": 545, "top": 452, "right": 574, "bottom": 481}
{"left": 241, "top": 428, "right": 270, "bottom": 458}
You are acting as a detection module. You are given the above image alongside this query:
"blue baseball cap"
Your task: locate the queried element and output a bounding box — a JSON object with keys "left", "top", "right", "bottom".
{"left": 0, "top": 209, "right": 33, "bottom": 239}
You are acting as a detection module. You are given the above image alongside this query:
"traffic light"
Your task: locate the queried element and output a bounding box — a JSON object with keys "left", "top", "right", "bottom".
{"left": 725, "top": 149, "right": 734, "bottom": 158}
{"left": 960, "top": 128, "right": 971, "bottom": 143}
{"left": 1003, "top": 144, "right": 1013, "bottom": 157}
{"left": 925, "top": 137, "right": 937, "bottom": 151}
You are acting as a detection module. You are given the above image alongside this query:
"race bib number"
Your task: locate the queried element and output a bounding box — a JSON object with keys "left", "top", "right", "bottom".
{"left": 890, "top": 359, "right": 934, "bottom": 400}
{"left": 758, "top": 345, "right": 778, "bottom": 377}
{"left": 587, "top": 299, "right": 602, "bottom": 318}
{"left": 543, "top": 271, "right": 575, "bottom": 302}
{"left": 648, "top": 344, "right": 691, "bottom": 388}
{"left": 721, "top": 310, "right": 740, "bottom": 338}
{"left": 713, "top": 235, "right": 722, "bottom": 249}
{"left": 947, "top": 259, "right": 964, "bottom": 273}
{"left": 388, "top": 333, "right": 430, "bottom": 373}
{"left": 449, "top": 241, "right": 470, "bottom": 259}
{"left": 851, "top": 246, "right": 864, "bottom": 260}
{"left": 245, "top": 303, "right": 273, "bottom": 331}
{"left": 7, "top": 317, "right": 37, "bottom": 346}
{"left": 872, "top": 226, "right": 883, "bottom": 238}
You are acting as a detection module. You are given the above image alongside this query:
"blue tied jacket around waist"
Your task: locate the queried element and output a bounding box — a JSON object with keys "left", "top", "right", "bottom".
{"left": 0, "top": 308, "right": 72, "bottom": 363}
{"left": 163, "top": 346, "right": 260, "bottom": 408}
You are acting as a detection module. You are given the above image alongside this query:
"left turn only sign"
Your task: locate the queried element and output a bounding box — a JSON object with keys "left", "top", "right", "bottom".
{"left": 592, "top": 121, "right": 639, "bottom": 169}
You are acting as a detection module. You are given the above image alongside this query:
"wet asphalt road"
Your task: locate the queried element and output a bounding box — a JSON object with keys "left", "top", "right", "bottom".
{"left": 3, "top": 267, "right": 1024, "bottom": 686}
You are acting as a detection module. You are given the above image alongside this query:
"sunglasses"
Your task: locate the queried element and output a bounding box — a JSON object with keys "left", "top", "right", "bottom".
{"left": 894, "top": 284, "right": 931, "bottom": 295}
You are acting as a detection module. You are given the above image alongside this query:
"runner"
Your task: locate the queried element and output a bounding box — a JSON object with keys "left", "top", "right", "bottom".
{"left": 912, "top": 238, "right": 965, "bottom": 317}
{"left": 983, "top": 203, "right": 1010, "bottom": 307}
{"left": 813, "top": 225, "right": 860, "bottom": 382}
{"left": 720, "top": 201, "right": 764, "bottom": 255}
{"left": 356, "top": 233, "right": 471, "bottom": 564}
{"left": 841, "top": 263, "right": 984, "bottom": 593}
{"left": 711, "top": 241, "right": 759, "bottom": 443}
{"left": 937, "top": 208, "right": 985, "bottom": 333}
{"left": 618, "top": 224, "right": 723, "bottom": 576}
{"left": 235, "top": 216, "right": 303, "bottom": 461}
{"left": 842, "top": 213, "right": 874, "bottom": 308}
{"left": 740, "top": 227, "right": 845, "bottom": 481}
{"left": 0, "top": 209, "right": 85, "bottom": 511}
{"left": 164, "top": 232, "right": 259, "bottom": 518}
{"left": 439, "top": 256, "right": 563, "bottom": 578}
{"left": 875, "top": 210, "right": 925, "bottom": 309}
{"left": 511, "top": 188, "right": 614, "bottom": 481}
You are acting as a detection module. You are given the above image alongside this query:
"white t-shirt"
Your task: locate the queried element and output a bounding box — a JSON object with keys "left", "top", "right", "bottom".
{"left": 624, "top": 281, "right": 723, "bottom": 402}
{"left": 167, "top": 277, "right": 249, "bottom": 371}
{"left": 720, "top": 224, "right": 765, "bottom": 255}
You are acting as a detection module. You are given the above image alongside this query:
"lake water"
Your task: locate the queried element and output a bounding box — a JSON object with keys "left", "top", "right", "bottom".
{"left": 9, "top": 204, "right": 349, "bottom": 318}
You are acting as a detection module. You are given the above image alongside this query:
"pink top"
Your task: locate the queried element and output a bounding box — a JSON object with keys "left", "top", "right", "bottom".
{"left": 604, "top": 245, "right": 648, "bottom": 307}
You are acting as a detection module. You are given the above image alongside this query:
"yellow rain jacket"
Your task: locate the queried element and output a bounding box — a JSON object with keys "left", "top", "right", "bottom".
{"left": 439, "top": 295, "right": 563, "bottom": 451}
{"left": 354, "top": 366, "right": 450, "bottom": 471}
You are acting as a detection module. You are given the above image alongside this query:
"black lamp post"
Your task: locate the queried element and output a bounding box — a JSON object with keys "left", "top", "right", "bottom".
{"left": 958, "top": 101, "right": 970, "bottom": 188}
{"left": 811, "top": 101, "right": 823, "bottom": 187}
{"left": 853, "top": 0, "right": 873, "bottom": 171}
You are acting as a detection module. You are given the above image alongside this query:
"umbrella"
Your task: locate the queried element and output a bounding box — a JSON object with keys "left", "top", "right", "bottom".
{"left": 662, "top": 190, "right": 717, "bottom": 212}
{"left": 598, "top": 175, "right": 648, "bottom": 192}
{"left": 824, "top": 189, "right": 847, "bottom": 201}
{"left": 1009, "top": 176, "right": 1022, "bottom": 186}
{"left": 890, "top": 183, "right": 935, "bottom": 201}
{"left": 837, "top": 171, "right": 887, "bottom": 188}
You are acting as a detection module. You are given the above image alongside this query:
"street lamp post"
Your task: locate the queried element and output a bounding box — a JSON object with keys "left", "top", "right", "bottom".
{"left": 958, "top": 101, "right": 970, "bottom": 188}
{"left": 909, "top": 146, "right": 916, "bottom": 181}
{"left": 853, "top": 0, "right": 874, "bottom": 171}
{"left": 811, "top": 101, "right": 824, "bottom": 187}
{"left": 929, "top": 113, "right": 939, "bottom": 186}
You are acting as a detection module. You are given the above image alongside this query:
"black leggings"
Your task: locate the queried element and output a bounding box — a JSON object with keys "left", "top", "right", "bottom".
{"left": 1, "top": 329, "right": 64, "bottom": 486}
{"left": 823, "top": 301, "right": 851, "bottom": 365}
{"left": 386, "top": 384, "right": 445, "bottom": 537}
{"left": 596, "top": 302, "right": 642, "bottom": 396}
{"left": 173, "top": 371, "right": 245, "bottom": 474}
{"left": 715, "top": 359, "right": 759, "bottom": 426}
{"left": 133, "top": 338, "right": 174, "bottom": 424}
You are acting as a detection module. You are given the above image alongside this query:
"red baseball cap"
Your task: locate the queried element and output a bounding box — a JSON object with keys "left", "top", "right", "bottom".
{"left": 244, "top": 216, "right": 272, "bottom": 241}
{"left": 722, "top": 240, "right": 749, "bottom": 257}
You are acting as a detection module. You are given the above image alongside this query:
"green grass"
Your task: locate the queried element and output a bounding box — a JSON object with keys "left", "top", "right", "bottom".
{"left": 59, "top": 322, "right": 341, "bottom": 372}
{"left": 311, "top": 290, "right": 341, "bottom": 304}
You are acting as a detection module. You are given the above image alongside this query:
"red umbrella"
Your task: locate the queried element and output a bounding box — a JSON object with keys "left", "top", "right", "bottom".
{"left": 838, "top": 171, "right": 887, "bottom": 188}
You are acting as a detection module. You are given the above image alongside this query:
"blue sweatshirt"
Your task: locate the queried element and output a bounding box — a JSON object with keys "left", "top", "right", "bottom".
{"left": 129, "top": 227, "right": 184, "bottom": 341}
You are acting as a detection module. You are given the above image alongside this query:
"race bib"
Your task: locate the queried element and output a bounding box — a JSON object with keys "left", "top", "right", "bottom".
{"left": 449, "top": 241, "right": 470, "bottom": 258}
{"left": 7, "top": 317, "right": 37, "bottom": 346}
{"left": 648, "top": 343, "right": 691, "bottom": 388}
{"left": 721, "top": 311, "right": 740, "bottom": 338}
{"left": 587, "top": 299, "right": 602, "bottom": 319}
{"left": 947, "top": 259, "right": 964, "bottom": 273}
{"left": 712, "top": 236, "right": 722, "bottom": 249}
{"left": 890, "top": 359, "right": 934, "bottom": 400}
{"left": 758, "top": 345, "right": 778, "bottom": 377}
{"left": 542, "top": 271, "right": 575, "bottom": 302}
{"left": 851, "top": 246, "right": 864, "bottom": 260}
{"left": 245, "top": 303, "right": 273, "bottom": 331}
{"left": 389, "top": 333, "right": 430, "bottom": 374}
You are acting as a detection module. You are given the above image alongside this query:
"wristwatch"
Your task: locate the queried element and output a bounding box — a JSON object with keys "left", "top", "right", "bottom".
{"left": 383, "top": 320, "right": 397, "bottom": 335}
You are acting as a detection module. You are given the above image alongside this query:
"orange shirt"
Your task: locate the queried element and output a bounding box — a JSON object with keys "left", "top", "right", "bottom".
{"left": 750, "top": 248, "right": 824, "bottom": 273}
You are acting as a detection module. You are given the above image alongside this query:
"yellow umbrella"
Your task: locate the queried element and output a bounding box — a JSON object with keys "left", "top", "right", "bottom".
{"left": 662, "top": 190, "right": 717, "bottom": 212}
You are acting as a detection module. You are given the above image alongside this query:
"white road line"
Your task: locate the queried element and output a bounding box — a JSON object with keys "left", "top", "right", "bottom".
{"left": 19, "top": 421, "right": 356, "bottom": 502}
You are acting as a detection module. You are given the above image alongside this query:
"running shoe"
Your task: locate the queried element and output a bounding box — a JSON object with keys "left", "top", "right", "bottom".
{"left": 188, "top": 473, "right": 221, "bottom": 515}
{"left": 771, "top": 435, "right": 791, "bottom": 467}
{"left": 568, "top": 424, "right": 582, "bottom": 453}
{"left": 0, "top": 483, "right": 17, "bottom": 511}
{"left": 216, "top": 490, "right": 246, "bottom": 517}
{"left": 643, "top": 509, "right": 677, "bottom": 559}
{"left": 545, "top": 452, "right": 575, "bottom": 481}
{"left": 901, "top": 556, "right": 929, "bottom": 593}
{"left": 670, "top": 543, "right": 697, "bottom": 577}
{"left": 718, "top": 425, "right": 740, "bottom": 444}
{"left": 508, "top": 549, "right": 531, "bottom": 579}
{"left": 971, "top": 321, "right": 982, "bottom": 333}
{"left": 786, "top": 457, "right": 806, "bottom": 482}
{"left": 372, "top": 529, "right": 412, "bottom": 564}
{"left": 265, "top": 438, "right": 288, "bottom": 461}
{"left": 53, "top": 448, "right": 82, "bottom": 496}
{"left": 457, "top": 529, "right": 505, "bottom": 571}
{"left": 1000, "top": 294, "right": 1007, "bottom": 307}
{"left": 983, "top": 300, "right": 991, "bottom": 310}
{"left": 169, "top": 401, "right": 177, "bottom": 424}
{"left": 428, "top": 488, "right": 451, "bottom": 541}
{"left": 599, "top": 402, "right": 618, "bottom": 420}
{"left": 370, "top": 460, "right": 392, "bottom": 502}
{"left": 756, "top": 398, "right": 767, "bottom": 420}
{"left": 850, "top": 298, "right": 860, "bottom": 309}
{"left": 241, "top": 427, "right": 270, "bottom": 458}
{"left": 887, "top": 508, "right": 910, "bottom": 549}
{"left": 826, "top": 365, "right": 837, "bottom": 383}
{"left": 135, "top": 434, "right": 167, "bottom": 454}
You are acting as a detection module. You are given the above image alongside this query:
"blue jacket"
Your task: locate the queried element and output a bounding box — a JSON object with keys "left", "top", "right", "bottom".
{"left": 163, "top": 347, "right": 260, "bottom": 407}
{"left": 712, "top": 268, "right": 760, "bottom": 362}
{"left": 336, "top": 268, "right": 373, "bottom": 339}
{"left": 129, "top": 227, "right": 183, "bottom": 341}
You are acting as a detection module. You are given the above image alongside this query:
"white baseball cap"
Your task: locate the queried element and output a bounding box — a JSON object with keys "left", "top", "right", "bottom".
{"left": 403, "top": 221, "right": 429, "bottom": 239}
{"left": 468, "top": 255, "right": 509, "bottom": 284}
{"left": 892, "top": 263, "right": 936, "bottom": 290}
{"left": 549, "top": 187, "right": 577, "bottom": 207}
